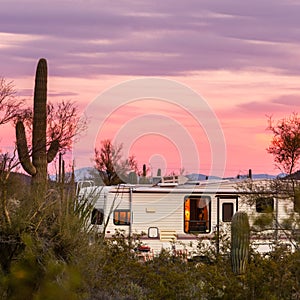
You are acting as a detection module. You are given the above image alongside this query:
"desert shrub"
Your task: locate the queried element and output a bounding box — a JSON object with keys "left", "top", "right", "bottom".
{"left": 1, "top": 182, "right": 300, "bottom": 299}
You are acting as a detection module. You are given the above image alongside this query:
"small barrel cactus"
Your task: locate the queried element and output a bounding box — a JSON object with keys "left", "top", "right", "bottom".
{"left": 231, "top": 211, "right": 250, "bottom": 275}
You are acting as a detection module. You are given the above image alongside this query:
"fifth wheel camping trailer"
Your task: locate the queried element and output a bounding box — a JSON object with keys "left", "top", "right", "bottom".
{"left": 78, "top": 178, "right": 298, "bottom": 259}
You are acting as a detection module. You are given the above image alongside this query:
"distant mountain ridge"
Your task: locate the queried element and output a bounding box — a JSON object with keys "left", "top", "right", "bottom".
{"left": 74, "top": 167, "right": 98, "bottom": 182}
{"left": 187, "top": 172, "right": 278, "bottom": 181}
{"left": 73, "top": 167, "right": 280, "bottom": 182}
{"left": 186, "top": 173, "right": 220, "bottom": 181}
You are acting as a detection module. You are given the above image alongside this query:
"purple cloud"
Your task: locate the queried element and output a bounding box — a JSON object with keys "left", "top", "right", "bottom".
{"left": 228, "top": 94, "right": 298, "bottom": 118}
{"left": 1, "top": 0, "right": 300, "bottom": 78}
{"left": 17, "top": 88, "right": 78, "bottom": 98}
{"left": 271, "top": 95, "right": 300, "bottom": 107}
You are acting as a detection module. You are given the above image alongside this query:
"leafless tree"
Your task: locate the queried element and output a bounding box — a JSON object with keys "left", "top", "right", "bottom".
{"left": 0, "top": 150, "right": 20, "bottom": 226}
{"left": 18, "top": 100, "right": 87, "bottom": 155}
{"left": 0, "top": 78, "right": 22, "bottom": 126}
{"left": 238, "top": 113, "right": 300, "bottom": 245}
{"left": 0, "top": 78, "right": 23, "bottom": 225}
{"left": 47, "top": 100, "right": 87, "bottom": 153}
{"left": 94, "top": 139, "right": 138, "bottom": 185}
{"left": 267, "top": 113, "right": 300, "bottom": 175}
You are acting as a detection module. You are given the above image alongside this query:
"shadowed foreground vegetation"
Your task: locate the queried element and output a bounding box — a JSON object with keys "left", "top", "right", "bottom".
{"left": 0, "top": 183, "right": 299, "bottom": 300}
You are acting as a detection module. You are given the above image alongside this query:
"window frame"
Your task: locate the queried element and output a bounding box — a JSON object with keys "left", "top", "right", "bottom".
{"left": 184, "top": 196, "right": 211, "bottom": 234}
{"left": 222, "top": 202, "right": 234, "bottom": 222}
{"left": 256, "top": 197, "right": 274, "bottom": 213}
{"left": 91, "top": 208, "right": 104, "bottom": 225}
{"left": 113, "top": 209, "right": 131, "bottom": 225}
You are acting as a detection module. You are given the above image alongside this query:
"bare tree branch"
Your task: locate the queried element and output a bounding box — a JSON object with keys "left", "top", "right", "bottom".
{"left": 17, "top": 100, "right": 87, "bottom": 155}
{"left": 94, "top": 140, "right": 138, "bottom": 185}
{"left": 0, "top": 78, "right": 22, "bottom": 125}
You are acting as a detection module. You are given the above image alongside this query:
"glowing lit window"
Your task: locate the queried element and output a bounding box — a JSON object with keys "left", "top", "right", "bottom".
{"left": 91, "top": 208, "right": 104, "bottom": 225}
{"left": 184, "top": 196, "right": 211, "bottom": 233}
{"left": 113, "top": 210, "right": 131, "bottom": 225}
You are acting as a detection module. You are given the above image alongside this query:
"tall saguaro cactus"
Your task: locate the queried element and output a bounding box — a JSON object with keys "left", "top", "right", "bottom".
{"left": 231, "top": 211, "right": 250, "bottom": 275}
{"left": 16, "top": 58, "right": 59, "bottom": 191}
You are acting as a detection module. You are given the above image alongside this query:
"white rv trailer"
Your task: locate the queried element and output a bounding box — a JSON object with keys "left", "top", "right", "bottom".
{"left": 79, "top": 179, "right": 296, "bottom": 258}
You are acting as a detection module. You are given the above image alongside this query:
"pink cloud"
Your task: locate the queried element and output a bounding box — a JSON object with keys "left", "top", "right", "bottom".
{"left": 2, "top": 0, "right": 300, "bottom": 178}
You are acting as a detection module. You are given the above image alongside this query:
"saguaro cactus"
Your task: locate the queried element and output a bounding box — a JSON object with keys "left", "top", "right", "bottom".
{"left": 157, "top": 168, "right": 161, "bottom": 177}
{"left": 231, "top": 211, "right": 250, "bottom": 275}
{"left": 142, "top": 164, "right": 147, "bottom": 177}
{"left": 139, "top": 164, "right": 148, "bottom": 184}
{"left": 16, "top": 58, "right": 59, "bottom": 190}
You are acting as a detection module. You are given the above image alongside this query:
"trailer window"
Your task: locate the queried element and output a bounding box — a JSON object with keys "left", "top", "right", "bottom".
{"left": 184, "top": 196, "right": 211, "bottom": 233}
{"left": 114, "top": 210, "right": 131, "bottom": 225}
{"left": 91, "top": 208, "right": 104, "bottom": 225}
{"left": 256, "top": 197, "right": 274, "bottom": 213}
{"left": 222, "top": 203, "right": 234, "bottom": 222}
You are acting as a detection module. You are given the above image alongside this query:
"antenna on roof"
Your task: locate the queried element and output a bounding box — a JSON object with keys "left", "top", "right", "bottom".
{"left": 248, "top": 169, "right": 252, "bottom": 179}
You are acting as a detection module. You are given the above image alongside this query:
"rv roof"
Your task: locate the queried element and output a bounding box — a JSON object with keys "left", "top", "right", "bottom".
{"left": 78, "top": 178, "right": 279, "bottom": 195}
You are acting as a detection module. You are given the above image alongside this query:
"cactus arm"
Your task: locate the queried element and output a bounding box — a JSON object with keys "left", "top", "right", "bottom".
{"left": 47, "top": 139, "right": 60, "bottom": 163}
{"left": 16, "top": 121, "right": 36, "bottom": 176}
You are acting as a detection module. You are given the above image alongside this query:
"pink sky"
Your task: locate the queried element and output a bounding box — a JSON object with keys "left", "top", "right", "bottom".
{"left": 1, "top": 0, "right": 299, "bottom": 177}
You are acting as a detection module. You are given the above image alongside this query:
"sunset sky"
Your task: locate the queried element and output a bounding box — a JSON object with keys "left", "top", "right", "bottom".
{"left": 0, "top": 0, "right": 299, "bottom": 177}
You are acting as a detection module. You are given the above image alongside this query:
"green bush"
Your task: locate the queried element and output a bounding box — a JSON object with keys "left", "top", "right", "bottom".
{"left": 1, "top": 182, "right": 300, "bottom": 299}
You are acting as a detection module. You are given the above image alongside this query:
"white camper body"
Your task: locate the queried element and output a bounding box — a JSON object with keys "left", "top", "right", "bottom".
{"left": 80, "top": 180, "right": 295, "bottom": 258}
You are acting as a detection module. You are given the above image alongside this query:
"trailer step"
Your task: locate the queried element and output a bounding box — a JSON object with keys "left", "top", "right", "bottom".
{"left": 160, "top": 230, "right": 177, "bottom": 242}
